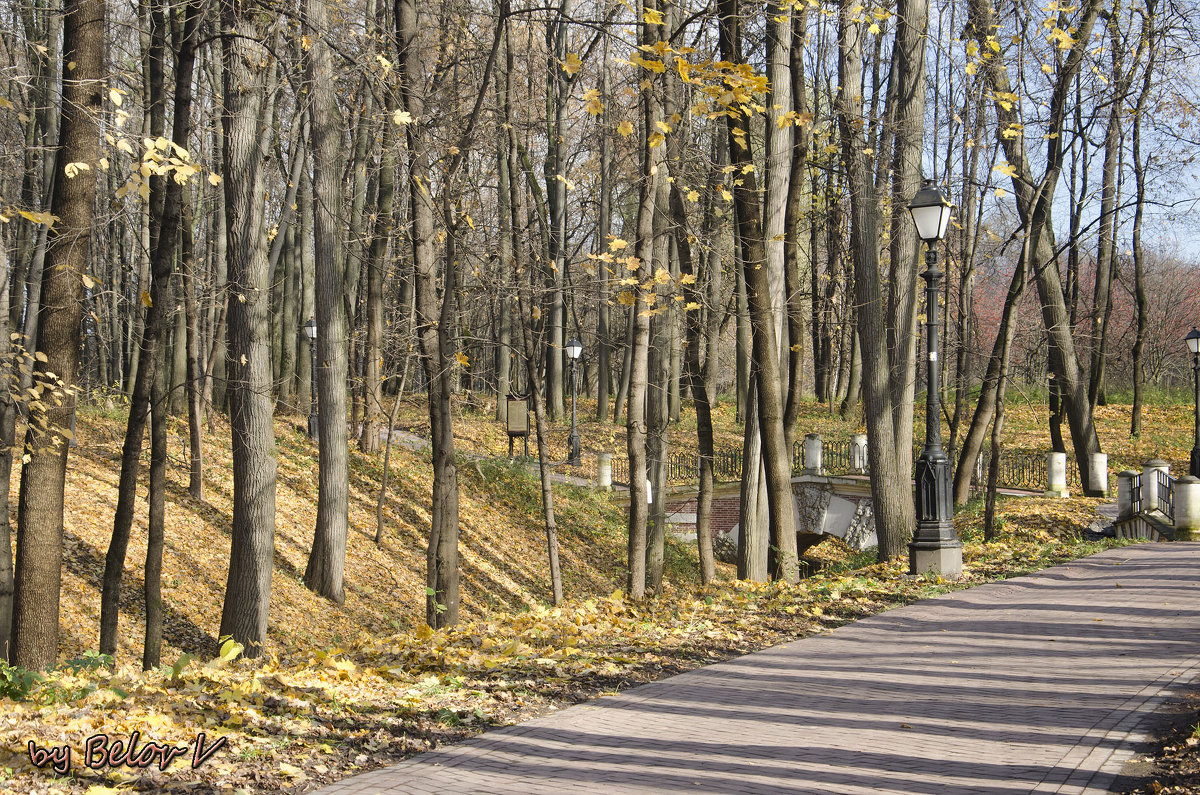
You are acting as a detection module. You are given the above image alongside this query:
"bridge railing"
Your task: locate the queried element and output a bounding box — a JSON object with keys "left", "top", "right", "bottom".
{"left": 609, "top": 436, "right": 1086, "bottom": 494}
{"left": 1159, "top": 470, "right": 1176, "bottom": 521}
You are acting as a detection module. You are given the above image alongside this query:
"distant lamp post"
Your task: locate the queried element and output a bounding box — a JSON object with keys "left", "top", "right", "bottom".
{"left": 304, "top": 318, "right": 318, "bottom": 440}
{"left": 566, "top": 338, "right": 583, "bottom": 466}
{"left": 1187, "top": 328, "right": 1200, "bottom": 477}
{"left": 907, "top": 180, "right": 961, "bottom": 578}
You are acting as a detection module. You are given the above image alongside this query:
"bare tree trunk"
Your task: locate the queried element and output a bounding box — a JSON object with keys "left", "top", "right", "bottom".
{"left": 595, "top": 38, "right": 612, "bottom": 422}
{"left": 182, "top": 196, "right": 204, "bottom": 499}
{"left": 625, "top": 0, "right": 663, "bottom": 600}
{"left": 1130, "top": 0, "right": 1156, "bottom": 438}
{"left": 100, "top": 0, "right": 200, "bottom": 657}
{"left": 883, "top": 0, "right": 928, "bottom": 551}
{"left": 664, "top": 78, "right": 716, "bottom": 585}
{"left": 837, "top": 0, "right": 910, "bottom": 561}
{"left": 396, "top": 0, "right": 461, "bottom": 627}
{"left": 217, "top": 5, "right": 278, "bottom": 658}
{"left": 511, "top": 111, "right": 564, "bottom": 603}
{"left": 720, "top": 0, "right": 799, "bottom": 583}
{"left": 143, "top": 363, "right": 167, "bottom": 669}
{"left": 362, "top": 112, "right": 395, "bottom": 454}
{"left": 12, "top": 0, "right": 104, "bottom": 670}
{"left": 967, "top": 0, "right": 1105, "bottom": 496}
{"left": 302, "top": 0, "right": 349, "bottom": 604}
{"left": 0, "top": 242, "right": 15, "bottom": 662}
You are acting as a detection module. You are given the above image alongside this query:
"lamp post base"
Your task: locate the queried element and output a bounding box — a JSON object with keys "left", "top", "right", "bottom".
{"left": 567, "top": 432, "right": 581, "bottom": 467}
{"left": 909, "top": 539, "right": 963, "bottom": 579}
{"left": 910, "top": 452, "right": 960, "bottom": 577}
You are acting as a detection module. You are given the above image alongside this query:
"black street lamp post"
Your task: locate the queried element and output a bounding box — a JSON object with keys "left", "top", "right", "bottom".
{"left": 304, "top": 318, "right": 318, "bottom": 440}
{"left": 907, "top": 180, "right": 962, "bottom": 578}
{"left": 1187, "top": 328, "right": 1200, "bottom": 477}
{"left": 566, "top": 338, "right": 582, "bottom": 466}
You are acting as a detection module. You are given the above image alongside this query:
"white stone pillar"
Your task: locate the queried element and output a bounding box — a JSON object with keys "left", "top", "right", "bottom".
{"left": 597, "top": 452, "right": 613, "bottom": 490}
{"left": 1045, "top": 452, "right": 1069, "bottom": 498}
{"left": 1088, "top": 452, "right": 1109, "bottom": 498}
{"left": 1173, "top": 475, "right": 1200, "bottom": 541}
{"left": 1143, "top": 459, "right": 1170, "bottom": 514}
{"left": 1116, "top": 470, "right": 1138, "bottom": 520}
{"left": 850, "top": 433, "right": 868, "bottom": 474}
{"left": 804, "top": 433, "right": 823, "bottom": 475}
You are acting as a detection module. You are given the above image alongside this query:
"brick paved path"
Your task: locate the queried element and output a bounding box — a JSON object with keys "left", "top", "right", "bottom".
{"left": 315, "top": 544, "right": 1200, "bottom": 794}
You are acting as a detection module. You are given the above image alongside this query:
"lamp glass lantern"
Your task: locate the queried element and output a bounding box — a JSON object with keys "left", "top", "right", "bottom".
{"left": 566, "top": 338, "right": 583, "bottom": 361}
{"left": 1186, "top": 327, "right": 1200, "bottom": 355}
{"left": 303, "top": 318, "right": 318, "bottom": 341}
{"left": 907, "top": 180, "right": 953, "bottom": 244}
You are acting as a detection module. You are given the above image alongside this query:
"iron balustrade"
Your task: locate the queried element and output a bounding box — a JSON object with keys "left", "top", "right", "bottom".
{"left": 1158, "top": 470, "right": 1175, "bottom": 520}
{"left": 608, "top": 440, "right": 1089, "bottom": 492}
{"left": 1131, "top": 472, "right": 1143, "bottom": 514}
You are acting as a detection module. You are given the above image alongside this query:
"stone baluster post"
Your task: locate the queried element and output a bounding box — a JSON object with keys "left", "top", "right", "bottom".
{"left": 1088, "top": 453, "right": 1109, "bottom": 498}
{"left": 1143, "top": 459, "right": 1170, "bottom": 514}
{"left": 597, "top": 452, "right": 613, "bottom": 491}
{"left": 850, "top": 433, "right": 868, "bottom": 474}
{"left": 1173, "top": 475, "right": 1200, "bottom": 541}
{"left": 1116, "top": 470, "right": 1138, "bottom": 520}
{"left": 803, "top": 433, "right": 822, "bottom": 475}
{"left": 1045, "top": 452, "right": 1069, "bottom": 498}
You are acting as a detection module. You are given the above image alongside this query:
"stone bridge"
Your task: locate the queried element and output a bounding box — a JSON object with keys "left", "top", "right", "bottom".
{"left": 614, "top": 474, "right": 879, "bottom": 557}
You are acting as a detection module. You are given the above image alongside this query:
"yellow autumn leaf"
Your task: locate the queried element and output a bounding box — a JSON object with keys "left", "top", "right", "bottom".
{"left": 993, "top": 162, "right": 1018, "bottom": 179}
{"left": 686, "top": 190, "right": 699, "bottom": 202}
{"left": 108, "top": 88, "right": 123, "bottom": 107}
{"left": 617, "top": 120, "right": 635, "bottom": 137}
{"left": 561, "top": 52, "right": 582, "bottom": 75}
{"left": 642, "top": 8, "right": 664, "bottom": 24}
{"left": 393, "top": 110, "right": 414, "bottom": 125}
{"left": 456, "top": 352, "right": 470, "bottom": 367}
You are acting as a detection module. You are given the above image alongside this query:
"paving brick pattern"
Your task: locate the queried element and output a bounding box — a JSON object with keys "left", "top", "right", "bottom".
{"left": 314, "top": 544, "right": 1200, "bottom": 794}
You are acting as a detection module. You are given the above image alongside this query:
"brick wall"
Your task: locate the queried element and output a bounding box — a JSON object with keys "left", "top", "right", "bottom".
{"left": 663, "top": 493, "right": 740, "bottom": 538}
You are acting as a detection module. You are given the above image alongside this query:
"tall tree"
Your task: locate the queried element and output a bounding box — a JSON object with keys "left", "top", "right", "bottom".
{"left": 837, "top": 0, "right": 912, "bottom": 560}
{"left": 100, "top": 0, "right": 200, "bottom": 659}
{"left": 302, "top": 0, "right": 350, "bottom": 605}
{"left": 966, "top": 0, "right": 1106, "bottom": 496}
{"left": 719, "top": 0, "right": 800, "bottom": 583}
{"left": 11, "top": 0, "right": 104, "bottom": 670}
{"left": 217, "top": 0, "right": 279, "bottom": 658}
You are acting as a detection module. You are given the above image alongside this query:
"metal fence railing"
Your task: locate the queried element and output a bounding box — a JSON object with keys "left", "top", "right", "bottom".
{"left": 1131, "top": 472, "right": 1143, "bottom": 514}
{"left": 609, "top": 438, "right": 1086, "bottom": 495}
{"left": 1158, "top": 470, "right": 1175, "bottom": 520}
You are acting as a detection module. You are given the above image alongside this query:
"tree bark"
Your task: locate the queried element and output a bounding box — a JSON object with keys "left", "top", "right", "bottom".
{"left": 396, "top": 0, "right": 461, "bottom": 627}
{"left": 837, "top": 0, "right": 910, "bottom": 561}
{"left": 100, "top": 0, "right": 199, "bottom": 658}
{"left": 720, "top": 0, "right": 799, "bottom": 583}
{"left": 217, "top": 3, "right": 278, "bottom": 658}
{"left": 12, "top": 0, "right": 104, "bottom": 670}
{"left": 302, "top": 0, "right": 350, "bottom": 604}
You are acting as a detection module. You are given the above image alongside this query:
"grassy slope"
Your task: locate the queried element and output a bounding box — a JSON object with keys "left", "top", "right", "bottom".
{"left": 44, "top": 403, "right": 667, "bottom": 666}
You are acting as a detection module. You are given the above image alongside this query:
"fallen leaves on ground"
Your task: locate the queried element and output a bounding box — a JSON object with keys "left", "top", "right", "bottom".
{"left": 2, "top": 507, "right": 1127, "bottom": 794}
